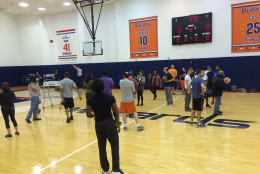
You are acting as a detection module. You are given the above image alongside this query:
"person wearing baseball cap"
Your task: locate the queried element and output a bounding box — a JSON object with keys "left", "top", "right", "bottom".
{"left": 0, "top": 82, "right": 19, "bottom": 138}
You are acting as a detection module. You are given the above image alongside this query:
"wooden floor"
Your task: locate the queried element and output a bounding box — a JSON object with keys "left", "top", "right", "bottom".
{"left": 0, "top": 88, "right": 260, "bottom": 174}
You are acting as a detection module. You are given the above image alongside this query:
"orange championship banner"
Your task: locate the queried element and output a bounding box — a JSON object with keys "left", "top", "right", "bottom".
{"left": 129, "top": 16, "right": 158, "bottom": 59}
{"left": 232, "top": 1, "right": 260, "bottom": 53}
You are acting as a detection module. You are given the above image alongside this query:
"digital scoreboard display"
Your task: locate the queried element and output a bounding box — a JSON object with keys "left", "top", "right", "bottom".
{"left": 172, "top": 12, "right": 212, "bottom": 45}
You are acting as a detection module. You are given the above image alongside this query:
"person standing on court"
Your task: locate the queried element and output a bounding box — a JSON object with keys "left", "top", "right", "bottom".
{"left": 86, "top": 79, "right": 126, "bottom": 174}
{"left": 205, "top": 66, "right": 213, "bottom": 108}
{"left": 72, "top": 64, "right": 83, "bottom": 89}
{"left": 120, "top": 72, "right": 144, "bottom": 131}
{"left": 83, "top": 73, "right": 95, "bottom": 105}
{"left": 136, "top": 70, "right": 145, "bottom": 106}
{"left": 54, "top": 69, "right": 60, "bottom": 81}
{"left": 184, "top": 69, "right": 192, "bottom": 112}
{"left": 163, "top": 67, "right": 174, "bottom": 106}
{"left": 212, "top": 70, "right": 226, "bottom": 116}
{"left": 25, "top": 75, "right": 41, "bottom": 123}
{"left": 0, "top": 82, "right": 19, "bottom": 138}
{"left": 128, "top": 71, "right": 138, "bottom": 99}
{"left": 187, "top": 69, "right": 205, "bottom": 127}
{"left": 148, "top": 70, "right": 162, "bottom": 100}
{"left": 168, "top": 65, "right": 177, "bottom": 95}
{"left": 180, "top": 67, "right": 187, "bottom": 95}
{"left": 100, "top": 71, "right": 114, "bottom": 95}
{"left": 60, "top": 72, "right": 82, "bottom": 123}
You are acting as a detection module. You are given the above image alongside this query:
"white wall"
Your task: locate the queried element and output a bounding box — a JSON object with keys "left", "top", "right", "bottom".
{"left": 115, "top": 0, "right": 260, "bottom": 62}
{"left": 0, "top": 0, "right": 259, "bottom": 67}
{"left": 0, "top": 12, "right": 21, "bottom": 66}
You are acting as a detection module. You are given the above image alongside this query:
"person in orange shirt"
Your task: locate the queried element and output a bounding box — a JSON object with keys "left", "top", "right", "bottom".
{"left": 168, "top": 65, "right": 178, "bottom": 95}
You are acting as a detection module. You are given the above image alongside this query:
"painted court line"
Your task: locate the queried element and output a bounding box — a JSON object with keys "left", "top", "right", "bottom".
{"left": 40, "top": 95, "right": 183, "bottom": 172}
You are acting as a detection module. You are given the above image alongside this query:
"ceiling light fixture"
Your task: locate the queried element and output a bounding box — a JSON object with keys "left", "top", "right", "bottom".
{"left": 38, "top": 7, "right": 46, "bottom": 11}
{"left": 62, "top": 2, "right": 71, "bottom": 6}
{"left": 19, "top": 2, "right": 29, "bottom": 7}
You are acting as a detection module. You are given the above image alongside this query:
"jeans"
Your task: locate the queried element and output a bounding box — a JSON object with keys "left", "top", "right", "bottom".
{"left": 185, "top": 89, "right": 191, "bottom": 110}
{"left": 95, "top": 120, "right": 120, "bottom": 172}
{"left": 164, "top": 87, "right": 173, "bottom": 105}
{"left": 26, "top": 96, "right": 39, "bottom": 120}
{"left": 214, "top": 96, "right": 221, "bottom": 113}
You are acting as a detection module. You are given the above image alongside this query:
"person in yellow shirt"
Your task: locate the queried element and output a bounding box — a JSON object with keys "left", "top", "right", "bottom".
{"left": 168, "top": 65, "right": 177, "bottom": 95}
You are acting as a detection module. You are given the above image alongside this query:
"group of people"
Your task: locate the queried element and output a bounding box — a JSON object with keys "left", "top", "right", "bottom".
{"left": 183, "top": 65, "right": 227, "bottom": 127}
{"left": 0, "top": 63, "right": 227, "bottom": 174}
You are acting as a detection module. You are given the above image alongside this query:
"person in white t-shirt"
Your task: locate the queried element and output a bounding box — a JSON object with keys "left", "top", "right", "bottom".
{"left": 72, "top": 64, "right": 83, "bottom": 89}
{"left": 184, "top": 70, "right": 192, "bottom": 112}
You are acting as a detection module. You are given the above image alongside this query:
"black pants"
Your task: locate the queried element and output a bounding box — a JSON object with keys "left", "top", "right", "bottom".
{"left": 150, "top": 86, "right": 157, "bottom": 96}
{"left": 85, "top": 93, "right": 94, "bottom": 106}
{"left": 95, "top": 120, "right": 120, "bottom": 172}
{"left": 78, "top": 76, "right": 83, "bottom": 88}
{"left": 1, "top": 107, "right": 17, "bottom": 129}
{"left": 137, "top": 90, "right": 144, "bottom": 104}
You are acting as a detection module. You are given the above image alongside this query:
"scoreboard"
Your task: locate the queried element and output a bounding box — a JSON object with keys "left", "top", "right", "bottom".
{"left": 172, "top": 12, "right": 212, "bottom": 45}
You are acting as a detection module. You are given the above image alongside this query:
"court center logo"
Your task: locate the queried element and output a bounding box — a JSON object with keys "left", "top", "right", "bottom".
{"left": 73, "top": 107, "right": 255, "bottom": 129}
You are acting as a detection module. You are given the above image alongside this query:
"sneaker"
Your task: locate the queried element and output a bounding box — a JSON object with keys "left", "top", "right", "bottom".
{"left": 190, "top": 121, "right": 193, "bottom": 126}
{"left": 102, "top": 170, "right": 109, "bottom": 174}
{"left": 25, "top": 119, "right": 31, "bottom": 123}
{"left": 218, "top": 111, "right": 223, "bottom": 114}
{"left": 33, "top": 118, "right": 41, "bottom": 121}
{"left": 137, "top": 126, "right": 144, "bottom": 131}
{"left": 172, "top": 92, "right": 176, "bottom": 95}
{"left": 15, "top": 132, "right": 20, "bottom": 136}
{"left": 169, "top": 104, "right": 173, "bottom": 107}
{"left": 211, "top": 101, "right": 214, "bottom": 105}
{"left": 112, "top": 170, "right": 126, "bottom": 174}
{"left": 70, "top": 116, "right": 74, "bottom": 120}
{"left": 136, "top": 104, "right": 139, "bottom": 106}
{"left": 213, "top": 113, "right": 219, "bottom": 116}
{"left": 206, "top": 104, "right": 212, "bottom": 108}
{"left": 197, "top": 123, "right": 206, "bottom": 128}
{"left": 185, "top": 109, "right": 191, "bottom": 112}
{"left": 123, "top": 126, "right": 128, "bottom": 131}
{"left": 66, "top": 118, "right": 71, "bottom": 123}
{"left": 140, "top": 103, "right": 143, "bottom": 106}
{"left": 5, "top": 134, "right": 12, "bottom": 138}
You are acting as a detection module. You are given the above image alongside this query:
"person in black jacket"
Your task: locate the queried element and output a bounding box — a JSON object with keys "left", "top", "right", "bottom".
{"left": 86, "top": 79, "right": 125, "bottom": 174}
{"left": 212, "top": 71, "right": 226, "bottom": 116}
{"left": 0, "top": 82, "right": 19, "bottom": 138}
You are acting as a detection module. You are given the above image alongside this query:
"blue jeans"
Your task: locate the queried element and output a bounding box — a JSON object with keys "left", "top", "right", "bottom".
{"left": 26, "top": 96, "right": 39, "bottom": 120}
{"left": 214, "top": 96, "right": 221, "bottom": 114}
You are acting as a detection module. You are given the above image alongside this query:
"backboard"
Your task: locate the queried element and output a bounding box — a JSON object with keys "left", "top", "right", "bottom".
{"left": 83, "top": 40, "right": 103, "bottom": 56}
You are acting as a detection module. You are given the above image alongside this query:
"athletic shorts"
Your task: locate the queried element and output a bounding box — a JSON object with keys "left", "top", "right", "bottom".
{"left": 120, "top": 101, "right": 136, "bottom": 114}
{"left": 192, "top": 98, "right": 204, "bottom": 111}
{"left": 181, "top": 80, "right": 185, "bottom": 88}
{"left": 64, "top": 98, "right": 74, "bottom": 109}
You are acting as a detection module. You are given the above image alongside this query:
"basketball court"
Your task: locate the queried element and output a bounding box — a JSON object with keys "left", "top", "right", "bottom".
{"left": 0, "top": 89, "right": 259, "bottom": 174}
{"left": 0, "top": 0, "right": 260, "bottom": 174}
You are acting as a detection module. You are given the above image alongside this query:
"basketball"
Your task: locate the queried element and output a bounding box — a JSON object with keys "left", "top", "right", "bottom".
{"left": 162, "top": 76, "right": 168, "bottom": 82}
{"left": 224, "top": 77, "right": 231, "bottom": 84}
{"left": 38, "top": 109, "right": 41, "bottom": 114}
